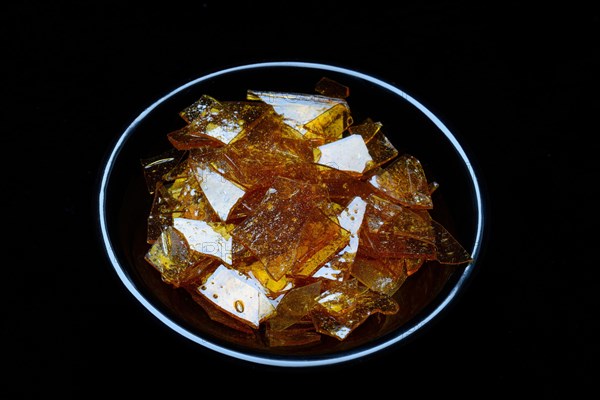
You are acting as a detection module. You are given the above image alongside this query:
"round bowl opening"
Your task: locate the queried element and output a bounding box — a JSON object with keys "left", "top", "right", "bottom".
{"left": 98, "top": 61, "right": 485, "bottom": 367}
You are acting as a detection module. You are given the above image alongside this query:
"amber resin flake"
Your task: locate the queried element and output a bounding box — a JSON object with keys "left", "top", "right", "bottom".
{"left": 142, "top": 78, "right": 473, "bottom": 346}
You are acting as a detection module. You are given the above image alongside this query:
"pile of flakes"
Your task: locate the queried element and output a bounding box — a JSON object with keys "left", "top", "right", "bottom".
{"left": 141, "top": 77, "right": 472, "bottom": 346}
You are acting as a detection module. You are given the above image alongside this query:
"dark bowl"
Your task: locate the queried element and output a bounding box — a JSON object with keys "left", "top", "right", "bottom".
{"left": 97, "top": 61, "right": 486, "bottom": 367}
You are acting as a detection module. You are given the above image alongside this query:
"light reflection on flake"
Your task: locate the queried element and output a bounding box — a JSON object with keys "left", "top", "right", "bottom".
{"left": 173, "top": 218, "right": 232, "bottom": 265}
{"left": 318, "top": 292, "right": 342, "bottom": 304}
{"left": 247, "top": 90, "right": 347, "bottom": 135}
{"left": 194, "top": 166, "right": 245, "bottom": 222}
{"left": 248, "top": 270, "right": 294, "bottom": 299}
{"left": 334, "top": 326, "right": 352, "bottom": 340}
{"left": 335, "top": 196, "right": 366, "bottom": 253}
{"left": 204, "top": 120, "right": 242, "bottom": 144}
{"left": 368, "top": 174, "right": 380, "bottom": 189}
{"left": 311, "top": 265, "right": 343, "bottom": 280}
{"left": 313, "top": 196, "right": 367, "bottom": 280}
{"left": 198, "top": 264, "right": 275, "bottom": 328}
{"left": 315, "top": 135, "right": 372, "bottom": 173}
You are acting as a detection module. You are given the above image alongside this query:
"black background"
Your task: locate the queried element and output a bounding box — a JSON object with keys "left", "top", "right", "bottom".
{"left": 3, "top": 1, "right": 598, "bottom": 397}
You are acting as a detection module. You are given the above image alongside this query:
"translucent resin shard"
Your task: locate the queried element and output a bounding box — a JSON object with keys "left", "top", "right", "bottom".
{"left": 369, "top": 154, "right": 434, "bottom": 209}
{"left": 318, "top": 167, "right": 376, "bottom": 208}
{"left": 313, "top": 196, "right": 367, "bottom": 280}
{"left": 145, "top": 167, "right": 220, "bottom": 244}
{"left": 348, "top": 118, "right": 399, "bottom": 172}
{"left": 303, "top": 103, "right": 352, "bottom": 143}
{"left": 431, "top": 220, "right": 473, "bottom": 265}
{"left": 316, "top": 279, "right": 363, "bottom": 315}
{"left": 314, "top": 77, "right": 350, "bottom": 99}
{"left": 144, "top": 226, "right": 217, "bottom": 287}
{"left": 312, "top": 289, "right": 399, "bottom": 340}
{"left": 265, "top": 320, "right": 322, "bottom": 347}
{"left": 179, "top": 95, "right": 272, "bottom": 145}
{"left": 231, "top": 177, "right": 345, "bottom": 281}
{"left": 268, "top": 281, "right": 322, "bottom": 331}
{"left": 140, "top": 148, "right": 187, "bottom": 194}
{"left": 247, "top": 89, "right": 350, "bottom": 138}
{"left": 350, "top": 255, "right": 408, "bottom": 296}
{"left": 360, "top": 194, "right": 437, "bottom": 260}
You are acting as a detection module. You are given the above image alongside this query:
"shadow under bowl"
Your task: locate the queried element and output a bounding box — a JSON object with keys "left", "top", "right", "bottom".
{"left": 97, "top": 61, "right": 486, "bottom": 367}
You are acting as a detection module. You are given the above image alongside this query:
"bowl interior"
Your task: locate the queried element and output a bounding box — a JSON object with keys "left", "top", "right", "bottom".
{"left": 98, "top": 62, "right": 484, "bottom": 366}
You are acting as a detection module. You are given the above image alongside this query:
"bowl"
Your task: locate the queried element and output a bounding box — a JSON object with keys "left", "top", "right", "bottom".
{"left": 97, "top": 61, "right": 485, "bottom": 367}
